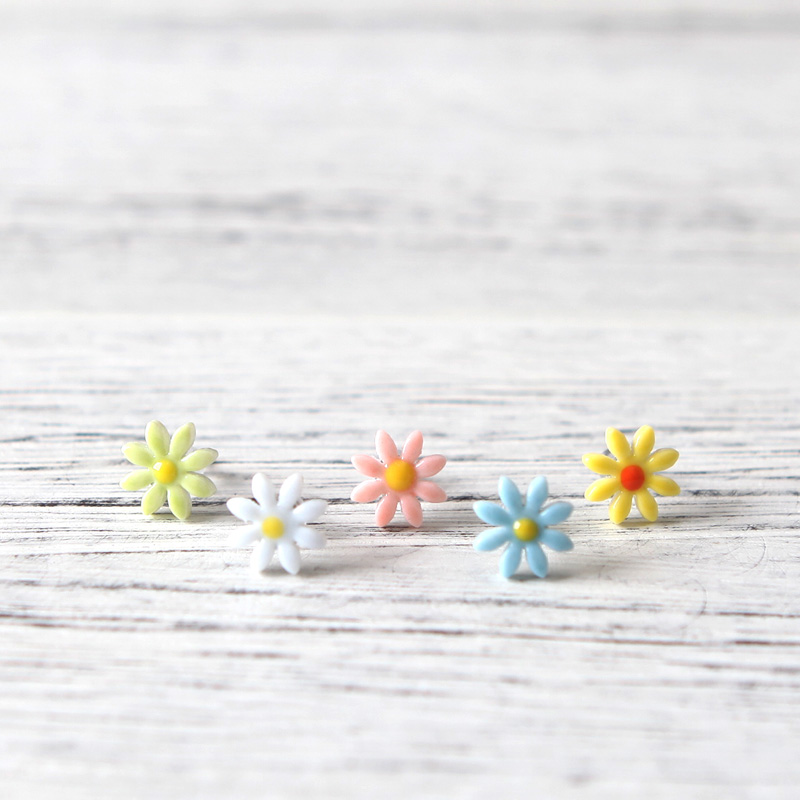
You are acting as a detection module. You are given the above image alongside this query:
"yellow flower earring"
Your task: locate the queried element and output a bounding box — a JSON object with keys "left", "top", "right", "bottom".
{"left": 583, "top": 426, "right": 680, "bottom": 523}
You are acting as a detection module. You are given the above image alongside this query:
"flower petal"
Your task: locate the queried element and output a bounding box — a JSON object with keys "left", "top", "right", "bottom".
{"left": 525, "top": 476, "right": 548, "bottom": 515}
{"left": 120, "top": 469, "right": 154, "bottom": 491}
{"left": 585, "top": 476, "right": 620, "bottom": 502}
{"left": 375, "top": 430, "right": 398, "bottom": 465}
{"left": 635, "top": 489, "right": 659, "bottom": 521}
{"left": 122, "top": 442, "right": 154, "bottom": 468}
{"left": 473, "top": 501, "right": 512, "bottom": 527}
{"left": 648, "top": 474, "right": 681, "bottom": 496}
{"left": 415, "top": 481, "right": 446, "bottom": 503}
{"left": 632, "top": 425, "right": 655, "bottom": 460}
{"left": 252, "top": 473, "right": 276, "bottom": 509}
{"left": 473, "top": 527, "right": 511, "bottom": 551}
{"left": 608, "top": 490, "right": 633, "bottom": 524}
{"left": 181, "top": 448, "right": 218, "bottom": 471}
{"left": 226, "top": 497, "right": 262, "bottom": 522}
{"left": 606, "top": 428, "right": 632, "bottom": 461}
{"left": 375, "top": 494, "right": 398, "bottom": 526}
{"left": 351, "top": 479, "right": 386, "bottom": 503}
{"left": 278, "top": 541, "right": 302, "bottom": 575}
{"left": 647, "top": 448, "right": 680, "bottom": 472}
{"left": 251, "top": 539, "right": 275, "bottom": 572}
{"left": 416, "top": 455, "right": 446, "bottom": 478}
{"left": 582, "top": 453, "right": 620, "bottom": 476}
{"left": 499, "top": 541, "right": 523, "bottom": 579}
{"left": 539, "top": 528, "right": 573, "bottom": 552}
{"left": 538, "top": 501, "right": 572, "bottom": 526}
{"left": 181, "top": 472, "right": 216, "bottom": 498}
{"left": 168, "top": 485, "right": 192, "bottom": 520}
{"left": 402, "top": 430, "right": 424, "bottom": 462}
{"left": 169, "top": 422, "right": 196, "bottom": 459}
{"left": 294, "top": 526, "right": 326, "bottom": 549}
{"left": 145, "top": 421, "right": 171, "bottom": 458}
{"left": 229, "top": 524, "right": 262, "bottom": 548}
{"left": 278, "top": 473, "right": 303, "bottom": 510}
{"left": 141, "top": 484, "right": 167, "bottom": 515}
{"left": 351, "top": 454, "right": 385, "bottom": 478}
{"left": 498, "top": 477, "right": 523, "bottom": 517}
{"left": 293, "top": 499, "right": 327, "bottom": 523}
{"left": 401, "top": 495, "right": 423, "bottom": 527}
{"left": 525, "top": 542, "right": 549, "bottom": 577}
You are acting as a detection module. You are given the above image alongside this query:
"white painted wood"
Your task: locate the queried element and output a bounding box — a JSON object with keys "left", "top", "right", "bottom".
{"left": 1, "top": 1, "right": 799, "bottom": 797}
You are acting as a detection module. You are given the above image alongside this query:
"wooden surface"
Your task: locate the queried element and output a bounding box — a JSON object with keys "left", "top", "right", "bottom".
{"left": 1, "top": 2, "right": 799, "bottom": 797}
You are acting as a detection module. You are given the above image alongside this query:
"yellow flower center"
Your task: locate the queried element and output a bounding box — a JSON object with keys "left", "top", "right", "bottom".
{"left": 261, "top": 516, "right": 285, "bottom": 539}
{"left": 153, "top": 459, "right": 178, "bottom": 485}
{"left": 513, "top": 518, "right": 539, "bottom": 542}
{"left": 384, "top": 459, "right": 416, "bottom": 492}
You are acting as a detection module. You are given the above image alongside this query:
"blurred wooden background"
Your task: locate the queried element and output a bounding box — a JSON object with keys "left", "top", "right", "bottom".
{"left": 1, "top": 1, "right": 798, "bottom": 797}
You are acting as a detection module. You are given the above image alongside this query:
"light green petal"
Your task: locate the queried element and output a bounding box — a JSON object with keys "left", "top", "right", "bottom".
{"left": 146, "top": 421, "right": 171, "bottom": 457}
{"left": 181, "top": 472, "right": 216, "bottom": 498}
{"left": 169, "top": 422, "right": 196, "bottom": 459}
{"left": 141, "top": 484, "right": 167, "bottom": 515}
{"left": 181, "top": 448, "right": 218, "bottom": 471}
{"left": 168, "top": 485, "right": 192, "bottom": 520}
{"left": 120, "top": 469, "right": 154, "bottom": 491}
{"left": 122, "top": 442, "right": 154, "bottom": 468}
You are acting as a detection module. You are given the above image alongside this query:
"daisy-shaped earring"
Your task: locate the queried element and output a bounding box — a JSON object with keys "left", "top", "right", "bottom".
{"left": 351, "top": 430, "right": 446, "bottom": 527}
{"left": 473, "top": 477, "right": 573, "bottom": 579}
{"left": 227, "top": 473, "right": 327, "bottom": 575}
{"left": 583, "top": 426, "right": 680, "bottom": 523}
{"left": 120, "top": 421, "right": 217, "bottom": 520}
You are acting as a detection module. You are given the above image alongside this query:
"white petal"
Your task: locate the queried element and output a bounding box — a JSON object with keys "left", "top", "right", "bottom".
{"left": 228, "top": 524, "right": 262, "bottom": 548}
{"left": 252, "top": 473, "right": 276, "bottom": 509}
{"left": 251, "top": 539, "right": 275, "bottom": 572}
{"left": 226, "top": 497, "right": 263, "bottom": 522}
{"left": 278, "top": 473, "right": 304, "bottom": 510}
{"left": 292, "top": 498, "right": 327, "bottom": 523}
{"left": 278, "top": 541, "right": 302, "bottom": 574}
{"left": 294, "top": 526, "right": 326, "bottom": 550}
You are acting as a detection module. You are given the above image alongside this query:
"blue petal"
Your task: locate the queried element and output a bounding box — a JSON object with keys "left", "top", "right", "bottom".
{"left": 499, "top": 541, "right": 523, "bottom": 579}
{"left": 498, "top": 476, "right": 524, "bottom": 517}
{"left": 525, "top": 542, "right": 549, "bottom": 577}
{"left": 538, "top": 501, "right": 573, "bottom": 527}
{"left": 539, "top": 527, "right": 574, "bottom": 552}
{"left": 474, "top": 527, "right": 512, "bottom": 552}
{"left": 525, "top": 476, "right": 549, "bottom": 515}
{"left": 473, "top": 501, "right": 513, "bottom": 527}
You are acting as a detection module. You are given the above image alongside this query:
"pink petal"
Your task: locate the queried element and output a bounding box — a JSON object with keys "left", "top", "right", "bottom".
{"left": 401, "top": 495, "right": 423, "bottom": 527}
{"left": 351, "top": 479, "right": 386, "bottom": 503}
{"left": 416, "top": 454, "right": 446, "bottom": 478}
{"left": 416, "top": 481, "right": 446, "bottom": 503}
{"left": 402, "top": 430, "right": 424, "bottom": 462}
{"left": 352, "top": 454, "right": 385, "bottom": 478}
{"left": 375, "top": 493, "right": 398, "bottom": 527}
{"left": 375, "top": 430, "right": 398, "bottom": 465}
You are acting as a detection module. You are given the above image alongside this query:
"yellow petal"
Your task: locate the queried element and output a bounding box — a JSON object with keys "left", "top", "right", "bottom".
{"left": 120, "top": 469, "right": 154, "bottom": 491}
{"left": 582, "top": 453, "right": 620, "bottom": 476}
{"left": 648, "top": 474, "right": 680, "bottom": 496}
{"left": 647, "top": 448, "right": 679, "bottom": 472}
{"left": 606, "top": 428, "right": 632, "bottom": 461}
{"left": 635, "top": 489, "right": 659, "bottom": 521}
{"left": 609, "top": 491, "right": 632, "bottom": 524}
{"left": 122, "top": 442, "right": 153, "bottom": 467}
{"left": 168, "top": 486, "right": 192, "bottom": 520}
{"left": 141, "top": 484, "right": 167, "bottom": 515}
{"left": 169, "top": 422, "right": 196, "bottom": 459}
{"left": 585, "top": 476, "right": 620, "bottom": 502}
{"left": 146, "top": 421, "right": 171, "bottom": 458}
{"left": 181, "top": 472, "right": 216, "bottom": 498}
{"left": 632, "top": 425, "right": 655, "bottom": 460}
{"left": 181, "top": 448, "right": 218, "bottom": 471}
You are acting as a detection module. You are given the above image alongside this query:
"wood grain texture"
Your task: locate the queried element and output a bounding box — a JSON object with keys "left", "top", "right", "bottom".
{"left": 1, "top": 1, "right": 799, "bottom": 797}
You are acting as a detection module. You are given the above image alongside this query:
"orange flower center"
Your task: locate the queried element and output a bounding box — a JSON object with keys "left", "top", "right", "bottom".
{"left": 620, "top": 465, "right": 646, "bottom": 491}
{"left": 384, "top": 459, "right": 416, "bottom": 492}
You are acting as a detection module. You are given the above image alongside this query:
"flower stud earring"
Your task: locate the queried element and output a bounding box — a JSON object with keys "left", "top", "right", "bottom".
{"left": 120, "top": 421, "right": 218, "bottom": 519}
{"left": 583, "top": 426, "right": 680, "bottom": 523}
{"left": 473, "top": 477, "right": 573, "bottom": 579}
{"left": 351, "top": 430, "right": 446, "bottom": 527}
